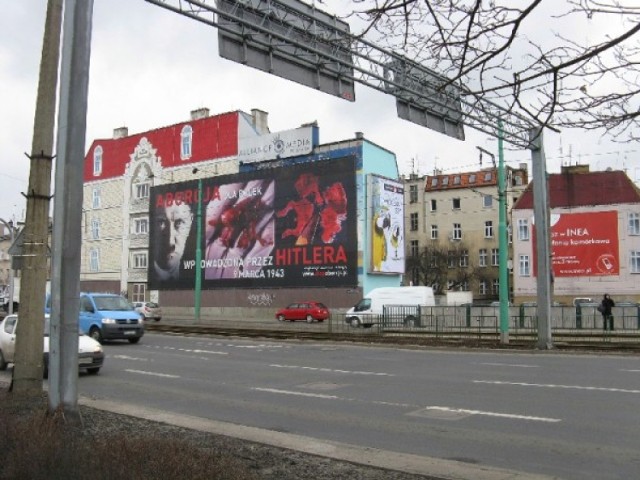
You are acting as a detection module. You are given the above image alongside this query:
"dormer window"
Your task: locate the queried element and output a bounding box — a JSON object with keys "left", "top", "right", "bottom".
{"left": 93, "top": 146, "right": 103, "bottom": 176}
{"left": 181, "top": 125, "right": 193, "bottom": 160}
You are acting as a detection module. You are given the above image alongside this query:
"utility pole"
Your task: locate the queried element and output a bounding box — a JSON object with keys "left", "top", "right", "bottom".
{"left": 11, "top": 0, "right": 63, "bottom": 396}
{"left": 48, "top": 0, "right": 95, "bottom": 414}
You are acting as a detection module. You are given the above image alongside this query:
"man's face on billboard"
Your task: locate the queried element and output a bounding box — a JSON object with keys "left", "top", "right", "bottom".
{"left": 154, "top": 203, "right": 193, "bottom": 272}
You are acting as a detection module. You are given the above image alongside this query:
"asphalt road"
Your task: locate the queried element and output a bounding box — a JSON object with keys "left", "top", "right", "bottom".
{"left": 9, "top": 333, "right": 640, "bottom": 479}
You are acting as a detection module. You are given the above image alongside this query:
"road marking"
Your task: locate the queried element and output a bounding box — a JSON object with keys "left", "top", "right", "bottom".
{"left": 474, "top": 380, "right": 640, "bottom": 394}
{"left": 125, "top": 369, "right": 180, "bottom": 378}
{"left": 422, "top": 406, "right": 561, "bottom": 423}
{"left": 112, "top": 355, "right": 148, "bottom": 361}
{"left": 621, "top": 369, "right": 640, "bottom": 373}
{"left": 145, "top": 345, "right": 228, "bottom": 356}
{"left": 479, "top": 362, "right": 539, "bottom": 368}
{"left": 269, "top": 364, "right": 393, "bottom": 376}
{"left": 252, "top": 387, "right": 339, "bottom": 399}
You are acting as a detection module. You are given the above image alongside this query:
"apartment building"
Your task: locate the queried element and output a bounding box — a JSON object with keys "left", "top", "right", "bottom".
{"left": 403, "top": 165, "right": 528, "bottom": 302}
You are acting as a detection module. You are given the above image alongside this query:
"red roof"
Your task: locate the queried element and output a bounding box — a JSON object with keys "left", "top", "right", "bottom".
{"left": 514, "top": 170, "right": 640, "bottom": 209}
{"left": 84, "top": 111, "right": 239, "bottom": 181}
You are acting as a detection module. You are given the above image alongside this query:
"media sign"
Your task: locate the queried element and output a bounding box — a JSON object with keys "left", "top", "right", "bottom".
{"left": 148, "top": 157, "right": 357, "bottom": 289}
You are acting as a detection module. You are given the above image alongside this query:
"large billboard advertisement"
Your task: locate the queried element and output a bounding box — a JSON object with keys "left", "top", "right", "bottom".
{"left": 148, "top": 157, "right": 357, "bottom": 289}
{"left": 533, "top": 210, "right": 619, "bottom": 277}
{"left": 368, "top": 174, "right": 405, "bottom": 274}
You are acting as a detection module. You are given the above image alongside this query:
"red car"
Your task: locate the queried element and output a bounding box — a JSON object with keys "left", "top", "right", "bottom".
{"left": 275, "top": 302, "right": 329, "bottom": 323}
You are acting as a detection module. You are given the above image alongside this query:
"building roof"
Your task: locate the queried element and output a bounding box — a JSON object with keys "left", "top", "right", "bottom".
{"left": 514, "top": 169, "right": 640, "bottom": 209}
{"left": 424, "top": 166, "right": 528, "bottom": 192}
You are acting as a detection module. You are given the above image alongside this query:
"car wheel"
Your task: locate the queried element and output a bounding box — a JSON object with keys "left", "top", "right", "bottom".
{"left": 87, "top": 367, "right": 100, "bottom": 375}
{"left": 348, "top": 316, "right": 360, "bottom": 328}
{"left": 155, "top": 318, "right": 161, "bottom": 322}
{"left": 128, "top": 337, "right": 141, "bottom": 344}
{"left": 277, "top": 314, "right": 285, "bottom": 322}
{"left": 0, "top": 350, "right": 7, "bottom": 371}
{"left": 306, "top": 315, "right": 314, "bottom": 323}
{"left": 89, "top": 327, "right": 103, "bottom": 344}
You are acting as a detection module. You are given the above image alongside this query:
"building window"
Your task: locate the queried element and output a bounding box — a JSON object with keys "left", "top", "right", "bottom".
{"left": 492, "top": 279, "right": 500, "bottom": 295}
{"left": 409, "top": 185, "right": 418, "bottom": 203}
{"left": 447, "top": 250, "right": 456, "bottom": 268}
{"left": 132, "top": 283, "right": 146, "bottom": 303}
{"left": 134, "top": 218, "right": 149, "bottom": 235}
{"left": 135, "top": 182, "right": 150, "bottom": 199}
{"left": 518, "top": 218, "right": 530, "bottom": 240}
{"left": 483, "top": 195, "right": 493, "bottom": 208}
{"left": 631, "top": 251, "right": 640, "bottom": 273}
{"left": 514, "top": 174, "right": 523, "bottom": 186}
{"left": 629, "top": 213, "right": 640, "bottom": 235}
{"left": 479, "top": 280, "right": 488, "bottom": 295}
{"left": 181, "top": 125, "right": 193, "bottom": 160}
{"left": 93, "top": 146, "right": 103, "bottom": 176}
{"left": 519, "top": 254, "right": 530, "bottom": 276}
{"left": 132, "top": 252, "right": 148, "bottom": 269}
{"left": 431, "top": 178, "right": 438, "bottom": 187}
{"left": 484, "top": 221, "right": 494, "bottom": 238}
{"left": 410, "top": 240, "right": 419, "bottom": 257}
{"left": 479, "top": 248, "right": 488, "bottom": 267}
{"left": 460, "top": 249, "right": 469, "bottom": 267}
{"left": 430, "top": 225, "right": 438, "bottom": 240}
{"left": 452, "top": 223, "right": 462, "bottom": 240}
{"left": 452, "top": 198, "right": 461, "bottom": 210}
{"left": 91, "top": 219, "right": 100, "bottom": 240}
{"left": 491, "top": 248, "right": 499, "bottom": 266}
{"left": 430, "top": 199, "right": 437, "bottom": 211}
{"left": 460, "top": 280, "right": 469, "bottom": 291}
{"left": 453, "top": 175, "right": 461, "bottom": 185}
{"left": 442, "top": 176, "right": 449, "bottom": 186}
{"left": 89, "top": 248, "right": 100, "bottom": 272}
{"left": 92, "top": 188, "right": 101, "bottom": 209}
{"left": 468, "top": 174, "right": 476, "bottom": 183}
{"left": 484, "top": 171, "right": 493, "bottom": 182}
{"left": 410, "top": 212, "right": 419, "bottom": 231}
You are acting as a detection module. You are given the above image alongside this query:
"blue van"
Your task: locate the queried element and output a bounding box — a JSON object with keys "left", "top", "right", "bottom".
{"left": 46, "top": 292, "right": 144, "bottom": 344}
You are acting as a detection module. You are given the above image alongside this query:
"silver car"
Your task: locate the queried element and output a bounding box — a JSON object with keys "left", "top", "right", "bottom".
{"left": 133, "top": 301, "right": 162, "bottom": 322}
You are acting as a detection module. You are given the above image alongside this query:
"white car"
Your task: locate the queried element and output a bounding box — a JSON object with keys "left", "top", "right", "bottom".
{"left": 0, "top": 314, "right": 104, "bottom": 377}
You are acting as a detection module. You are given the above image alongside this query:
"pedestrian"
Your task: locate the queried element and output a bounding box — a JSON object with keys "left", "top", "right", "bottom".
{"left": 600, "top": 294, "right": 615, "bottom": 331}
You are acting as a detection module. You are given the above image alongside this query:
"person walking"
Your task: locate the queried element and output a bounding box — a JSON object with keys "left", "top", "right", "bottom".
{"left": 600, "top": 294, "right": 615, "bottom": 331}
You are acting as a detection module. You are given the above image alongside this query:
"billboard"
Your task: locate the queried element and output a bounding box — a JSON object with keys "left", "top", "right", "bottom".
{"left": 368, "top": 175, "right": 405, "bottom": 274}
{"left": 533, "top": 210, "right": 619, "bottom": 277}
{"left": 149, "top": 157, "right": 357, "bottom": 289}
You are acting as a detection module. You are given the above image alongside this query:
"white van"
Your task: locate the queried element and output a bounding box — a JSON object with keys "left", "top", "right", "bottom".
{"left": 346, "top": 286, "right": 435, "bottom": 328}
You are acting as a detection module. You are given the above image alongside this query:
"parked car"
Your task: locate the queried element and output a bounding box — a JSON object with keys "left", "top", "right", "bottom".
{"left": 275, "top": 302, "right": 329, "bottom": 323}
{"left": 133, "top": 301, "right": 162, "bottom": 322}
{"left": 0, "top": 314, "right": 104, "bottom": 377}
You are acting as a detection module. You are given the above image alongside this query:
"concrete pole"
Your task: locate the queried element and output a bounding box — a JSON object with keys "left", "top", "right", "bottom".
{"left": 529, "top": 128, "right": 553, "bottom": 350}
{"left": 49, "top": 0, "right": 95, "bottom": 414}
{"left": 11, "top": 0, "right": 63, "bottom": 397}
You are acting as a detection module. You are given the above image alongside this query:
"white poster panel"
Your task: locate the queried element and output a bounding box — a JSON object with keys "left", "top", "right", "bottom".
{"left": 369, "top": 174, "right": 405, "bottom": 274}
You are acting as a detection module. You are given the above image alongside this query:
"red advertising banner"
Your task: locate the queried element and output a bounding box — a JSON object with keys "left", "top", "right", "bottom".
{"left": 533, "top": 210, "right": 619, "bottom": 277}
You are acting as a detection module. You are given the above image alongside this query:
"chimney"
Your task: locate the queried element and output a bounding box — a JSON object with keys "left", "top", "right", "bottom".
{"left": 561, "top": 164, "right": 590, "bottom": 175}
{"left": 190, "top": 107, "right": 210, "bottom": 120}
{"left": 113, "top": 127, "right": 128, "bottom": 139}
{"left": 251, "top": 109, "right": 269, "bottom": 134}
{"left": 355, "top": 132, "right": 364, "bottom": 139}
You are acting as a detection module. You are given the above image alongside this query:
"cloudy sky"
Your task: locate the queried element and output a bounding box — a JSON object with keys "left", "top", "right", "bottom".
{"left": 1, "top": 0, "right": 638, "bottom": 223}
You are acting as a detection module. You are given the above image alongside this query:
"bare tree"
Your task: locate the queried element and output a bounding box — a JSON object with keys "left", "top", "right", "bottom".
{"left": 343, "top": 0, "right": 640, "bottom": 140}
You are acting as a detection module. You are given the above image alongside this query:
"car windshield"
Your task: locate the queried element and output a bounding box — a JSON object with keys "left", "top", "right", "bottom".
{"left": 315, "top": 303, "right": 327, "bottom": 309}
{"left": 146, "top": 302, "right": 159, "bottom": 308}
{"left": 94, "top": 296, "right": 133, "bottom": 311}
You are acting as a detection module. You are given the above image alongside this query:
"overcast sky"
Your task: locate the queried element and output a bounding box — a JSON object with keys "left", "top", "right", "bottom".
{"left": 1, "top": 0, "right": 638, "bottom": 223}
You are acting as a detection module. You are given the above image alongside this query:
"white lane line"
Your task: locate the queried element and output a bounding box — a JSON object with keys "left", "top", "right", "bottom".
{"left": 145, "top": 345, "right": 228, "bottom": 356}
{"left": 424, "top": 406, "right": 561, "bottom": 423}
{"left": 252, "top": 388, "right": 557, "bottom": 422}
{"left": 474, "top": 380, "right": 640, "bottom": 394}
{"left": 479, "top": 362, "right": 539, "bottom": 368}
{"left": 125, "top": 369, "right": 180, "bottom": 378}
{"left": 621, "top": 369, "right": 640, "bottom": 372}
{"left": 269, "top": 364, "right": 393, "bottom": 376}
{"left": 112, "top": 355, "right": 148, "bottom": 361}
{"left": 252, "top": 387, "right": 339, "bottom": 400}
